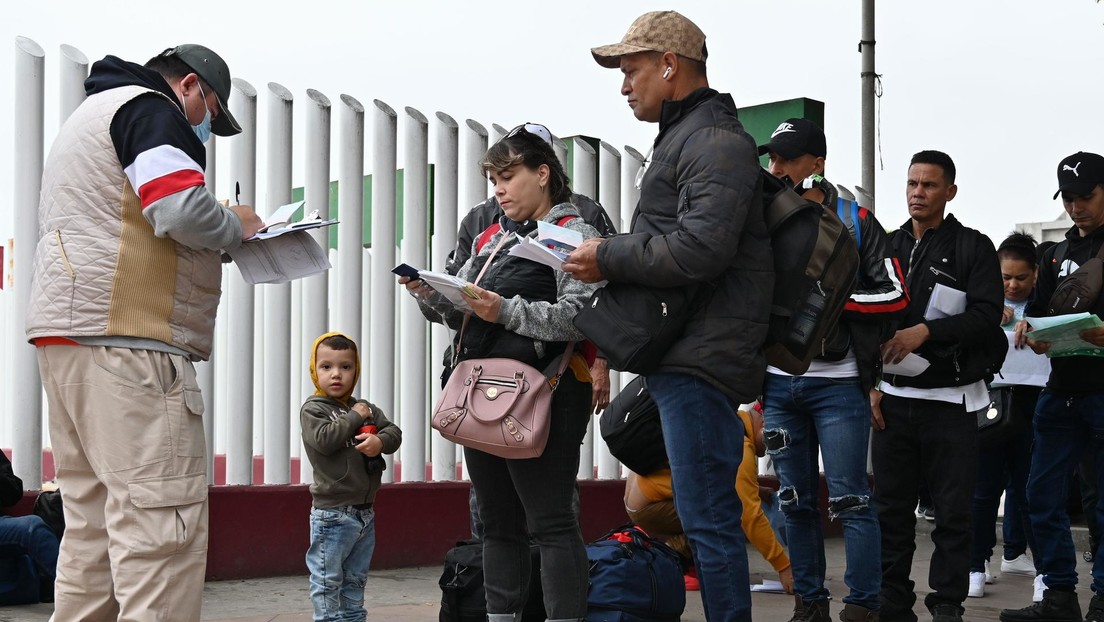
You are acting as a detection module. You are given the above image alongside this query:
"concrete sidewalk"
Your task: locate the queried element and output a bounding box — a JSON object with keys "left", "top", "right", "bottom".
{"left": 1, "top": 522, "right": 1096, "bottom": 622}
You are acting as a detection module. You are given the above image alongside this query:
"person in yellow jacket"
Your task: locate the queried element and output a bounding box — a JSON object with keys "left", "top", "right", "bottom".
{"left": 624, "top": 403, "right": 793, "bottom": 592}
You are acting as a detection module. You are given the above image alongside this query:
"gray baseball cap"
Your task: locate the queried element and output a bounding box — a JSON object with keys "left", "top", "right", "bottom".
{"left": 165, "top": 44, "right": 242, "bottom": 136}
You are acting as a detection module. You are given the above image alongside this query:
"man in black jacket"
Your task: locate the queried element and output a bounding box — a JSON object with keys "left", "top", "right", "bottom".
{"left": 567, "top": 10, "right": 772, "bottom": 622}
{"left": 1000, "top": 152, "right": 1104, "bottom": 622}
{"left": 759, "top": 118, "right": 908, "bottom": 622}
{"left": 872, "top": 150, "right": 1004, "bottom": 622}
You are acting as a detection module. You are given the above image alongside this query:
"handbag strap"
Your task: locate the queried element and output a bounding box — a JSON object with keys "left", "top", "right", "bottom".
{"left": 453, "top": 228, "right": 576, "bottom": 386}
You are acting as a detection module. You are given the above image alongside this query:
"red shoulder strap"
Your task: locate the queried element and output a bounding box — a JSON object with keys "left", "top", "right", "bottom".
{"left": 475, "top": 223, "right": 502, "bottom": 255}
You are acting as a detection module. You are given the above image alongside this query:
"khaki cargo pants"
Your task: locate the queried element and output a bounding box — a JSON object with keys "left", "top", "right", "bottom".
{"left": 37, "top": 345, "right": 208, "bottom": 622}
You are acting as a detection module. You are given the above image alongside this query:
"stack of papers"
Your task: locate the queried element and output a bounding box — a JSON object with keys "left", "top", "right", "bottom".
{"left": 227, "top": 230, "right": 331, "bottom": 284}
{"left": 506, "top": 221, "right": 585, "bottom": 270}
{"left": 509, "top": 235, "right": 568, "bottom": 269}
{"left": 536, "top": 220, "right": 583, "bottom": 254}
{"left": 1026, "top": 313, "right": 1104, "bottom": 358}
{"left": 415, "top": 270, "right": 475, "bottom": 311}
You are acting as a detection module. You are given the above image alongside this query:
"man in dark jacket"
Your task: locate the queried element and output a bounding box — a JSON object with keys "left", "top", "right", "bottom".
{"left": 872, "top": 150, "right": 1004, "bottom": 622}
{"left": 759, "top": 118, "right": 908, "bottom": 622}
{"left": 566, "top": 11, "right": 772, "bottom": 622}
{"left": 1000, "top": 152, "right": 1104, "bottom": 622}
{"left": 0, "top": 452, "right": 59, "bottom": 603}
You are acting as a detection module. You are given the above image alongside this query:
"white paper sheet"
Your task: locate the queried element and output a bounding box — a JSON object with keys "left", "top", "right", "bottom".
{"left": 508, "top": 234, "right": 567, "bottom": 270}
{"left": 882, "top": 353, "right": 931, "bottom": 377}
{"left": 923, "top": 283, "right": 967, "bottom": 320}
{"left": 992, "top": 332, "right": 1050, "bottom": 387}
{"left": 750, "top": 579, "right": 787, "bottom": 593}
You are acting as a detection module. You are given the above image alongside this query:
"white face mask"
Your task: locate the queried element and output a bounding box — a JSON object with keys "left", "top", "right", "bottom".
{"left": 181, "top": 81, "right": 212, "bottom": 143}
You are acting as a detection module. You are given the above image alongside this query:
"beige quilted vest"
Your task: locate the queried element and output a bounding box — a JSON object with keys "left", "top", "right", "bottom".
{"left": 25, "top": 85, "right": 222, "bottom": 360}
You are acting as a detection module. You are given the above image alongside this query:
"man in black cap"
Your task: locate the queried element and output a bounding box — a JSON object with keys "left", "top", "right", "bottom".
{"left": 1002, "top": 152, "right": 1104, "bottom": 622}
{"left": 25, "top": 45, "right": 262, "bottom": 620}
{"left": 759, "top": 118, "right": 908, "bottom": 622}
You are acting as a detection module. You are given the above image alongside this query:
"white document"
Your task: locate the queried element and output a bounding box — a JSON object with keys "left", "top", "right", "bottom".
{"left": 993, "top": 332, "right": 1050, "bottom": 387}
{"left": 750, "top": 579, "right": 787, "bottom": 593}
{"left": 248, "top": 200, "right": 339, "bottom": 241}
{"left": 508, "top": 234, "right": 568, "bottom": 270}
{"left": 227, "top": 230, "right": 332, "bottom": 284}
{"left": 923, "top": 283, "right": 967, "bottom": 320}
{"left": 417, "top": 270, "right": 475, "bottom": 311}
{"left": 882, "top": 353, "right": 931, "bottom": 377}
{"left": 536, "top": 220, "right": 583, "bottom": 253}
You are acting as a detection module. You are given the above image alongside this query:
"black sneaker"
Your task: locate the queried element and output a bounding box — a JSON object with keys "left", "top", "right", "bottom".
{"left": 1086, "top": 594, "right": 1104, "bottom": 622}
{"left": 999, "top": 589, "right": 1082, "bottom": 622}
{"left": 930, "top": 604, "right": 963, "bottom": 622}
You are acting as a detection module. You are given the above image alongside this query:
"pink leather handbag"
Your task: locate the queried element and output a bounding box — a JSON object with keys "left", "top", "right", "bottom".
{"left": 432, "top": 348, "right": 571, "bottom": 459}
{"left": 430, "top": 231, "right": 574, "bottom": 459}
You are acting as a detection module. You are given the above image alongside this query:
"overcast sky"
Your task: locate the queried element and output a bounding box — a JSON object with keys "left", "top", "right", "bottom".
{"left": 4, "top": 0, "right": 1104, "bottom": 245}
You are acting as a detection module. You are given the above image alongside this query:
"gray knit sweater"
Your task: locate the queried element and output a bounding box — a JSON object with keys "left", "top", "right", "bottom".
{"left": 416, "top": 203, "right": 600, "bottom": 352}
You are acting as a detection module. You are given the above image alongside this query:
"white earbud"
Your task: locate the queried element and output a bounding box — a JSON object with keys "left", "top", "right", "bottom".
{"left": 662, "top": 67, "right": 672, "bottom": 79}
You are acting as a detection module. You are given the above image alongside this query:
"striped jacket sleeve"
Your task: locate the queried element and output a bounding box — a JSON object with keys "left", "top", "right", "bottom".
{"left": 111, "top": 94, "right": 242, "bottom": 250}
{"left": 842, "top": 207, "right": 909, "bottom": 319}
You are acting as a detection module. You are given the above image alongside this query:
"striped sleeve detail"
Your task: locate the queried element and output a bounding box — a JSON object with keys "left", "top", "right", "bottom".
{"left": 844, "top": 256, "right": 909, "bottom": 314}
{"left": 123, "top": 144, "right": 205, "bottom": 209}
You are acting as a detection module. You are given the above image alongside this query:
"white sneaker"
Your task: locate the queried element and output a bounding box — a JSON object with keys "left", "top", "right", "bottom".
{"left": 984, "top": 559, "right": 994, "bottom": 584}
{"left": 1001, "top": 553, "right": 1036, "bottom": 576}
{"left": 968, "top": 571, "right": 986, "bottom": 598}
{"left": 1032, "top": 573, "right": 1046, "bottom": 602}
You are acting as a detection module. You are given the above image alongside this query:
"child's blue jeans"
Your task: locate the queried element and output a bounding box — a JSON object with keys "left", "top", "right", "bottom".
{"left": 306, "top": 505, "right": 376, "bottom": 622}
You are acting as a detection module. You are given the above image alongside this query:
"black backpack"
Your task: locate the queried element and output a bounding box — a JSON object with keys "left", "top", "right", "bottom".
{"left": 761, "top": 171, "right": 860, "bottom": 374}
{"left": 439, "top": 540, "right": 546, "bottom": 622}
{"left": 32, "top": 489, "right": 64, "bottom": 540}
{"left": 598, "top": 376, "right": 666, "bottom": 476}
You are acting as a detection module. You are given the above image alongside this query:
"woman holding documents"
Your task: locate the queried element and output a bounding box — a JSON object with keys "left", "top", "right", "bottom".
{"left": 400, "top": 125, "right": 600, "bottom": 622}
{"left": 968, "top": 232, "right": 1046, "bottom": 599}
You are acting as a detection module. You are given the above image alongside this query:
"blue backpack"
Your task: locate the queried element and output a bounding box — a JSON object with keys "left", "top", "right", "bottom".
{"left": 585, "top": 526, "right": 686, "bottom": 622}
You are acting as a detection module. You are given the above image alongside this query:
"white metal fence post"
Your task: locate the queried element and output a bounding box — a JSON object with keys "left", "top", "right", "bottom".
{"left": 11, "top": 37, "right": 46, "bottom": 486}
{"left": 571, "top": 137, "right": 597, "bottom": 480}
{"left": 263, "top": 83, "right": 294, "bottom": 484}
{"left": 399, "top": 106, "right": 429, "bottom": 482}
{"left": 225, "top": 77, "right": 258, "bottom": 485}
{"left": 430, "top": 112, "right": 459, "bottom": 481}
{"left": 596, "top": 140, "right": 623, "bottom": 479}
{"left": 368, "top": 100, "right": 398, "bottom": 482}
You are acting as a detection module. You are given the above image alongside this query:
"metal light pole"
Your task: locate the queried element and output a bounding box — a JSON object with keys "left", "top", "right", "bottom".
{"left": 860, "top": 0, "right": 876, "bottom": 210}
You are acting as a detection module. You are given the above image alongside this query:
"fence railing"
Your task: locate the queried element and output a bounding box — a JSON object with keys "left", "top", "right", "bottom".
{"left": 3, "top": 37, "right": 647, "bottom": 488}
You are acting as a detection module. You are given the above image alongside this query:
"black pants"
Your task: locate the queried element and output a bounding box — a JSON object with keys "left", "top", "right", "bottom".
{"left": 872, "top": 394, "right": 978, "bottom": 620}
{"left": 464, "top": 371, "right": 592, "bottom": 620}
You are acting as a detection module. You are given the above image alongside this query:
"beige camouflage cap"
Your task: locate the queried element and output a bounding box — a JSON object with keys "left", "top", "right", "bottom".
{"left": 591, "top": 10, "right": 707, "bottom": 69}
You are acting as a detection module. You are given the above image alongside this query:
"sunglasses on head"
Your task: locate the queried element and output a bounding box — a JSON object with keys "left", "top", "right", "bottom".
{"left": 504, "top": 123, "right": 553, "bottom": 147}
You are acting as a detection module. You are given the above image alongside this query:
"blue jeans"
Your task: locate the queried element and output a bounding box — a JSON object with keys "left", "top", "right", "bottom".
{"left": 762, "top": 374, "right": 881, "bottom": 610}
{"left": 647, "top": 372, "right": 751, "bottom": 622}
{"left": 0, "top": 515, "right": 59, "bottom": 581}
{"left": 1027, "top": 390, "right": 1104, "bottom": 594}
{"left": 306, "top": 505, "right": 377, "bottom": 622}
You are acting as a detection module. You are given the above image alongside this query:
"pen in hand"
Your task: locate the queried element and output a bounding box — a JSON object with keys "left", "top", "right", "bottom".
{"left": 235, "top": 181, "right": 241, "bottom": 206}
